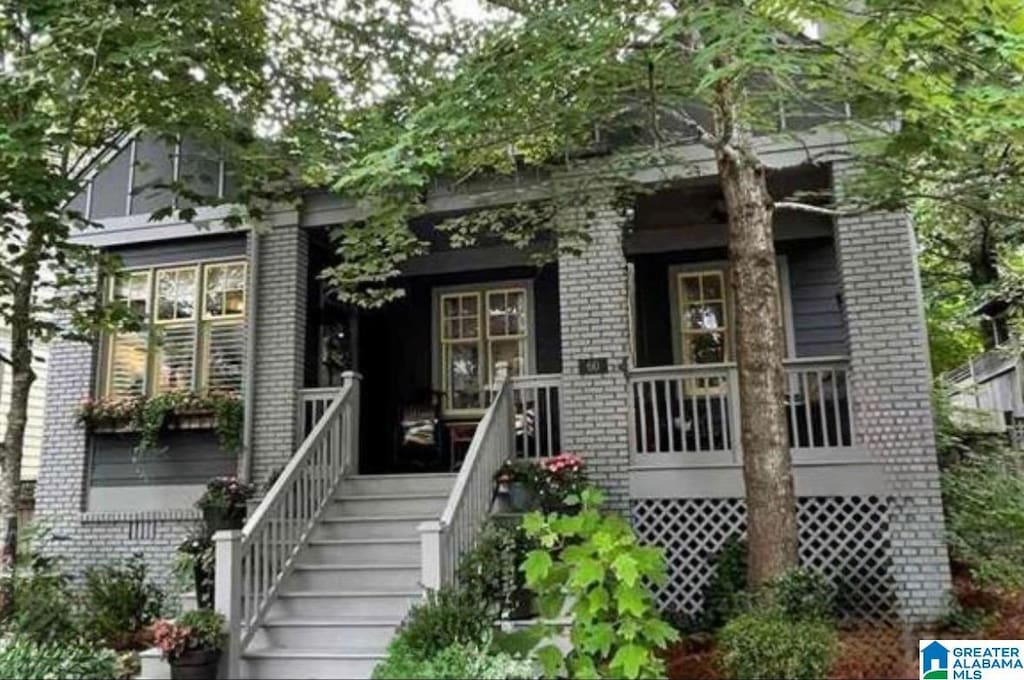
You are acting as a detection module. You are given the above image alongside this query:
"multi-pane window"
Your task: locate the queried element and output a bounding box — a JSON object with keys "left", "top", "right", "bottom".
{"left": 104, "top": 261, "right": 247, "bottom": 399}
{"left": 439, "top": 286, "right": 529, "bottom": 412}
{"left": 677, "top": 270, "right": 729, "bottom": 366}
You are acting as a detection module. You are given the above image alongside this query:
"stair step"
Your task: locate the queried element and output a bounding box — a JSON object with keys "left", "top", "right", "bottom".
{"left": 311, "top": 515, "right": 433, "bottom": 540}
{"left": 304, "top": 538, "right": 420, "bottom": 564}
{"left": 327, "top": 493, "right": 449, "bottom": 518}
{"left": 289, "top": 563, "right": 421, "bottom": 590}
{"left": 338, "top": 473, "right": 456, "bottom": 496}
{"left": 252, "top": 617, "right": 400, "bottom": 649}
{"left": 244, "top": 647, "right": 384, "bottom": 680}
{"left": 269, "top": 590, "right": 421, "bottom": 618}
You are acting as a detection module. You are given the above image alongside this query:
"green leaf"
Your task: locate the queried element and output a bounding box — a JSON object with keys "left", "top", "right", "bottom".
{"left": 522, "top": 550, "right": 553, "bottom": 585}
{"left": 538, "top": 591, "right": 565, "bottom": 620}
{"left": 570, "top": 558, "right": 605, "bottom": 590}
{"left": 609, "top": 643, "right": 650, "bottom": 679}
{"left": 616, "top": 585, "right": 646, "bottom": 617}
{"left": 536, "top": 644, "right": 566, "bottom": 679}
{"left": 522, "top": 511, "right": 546, "bottom": 536}
{"left": 611, "top": 553, "right": 640, "bottom": 586}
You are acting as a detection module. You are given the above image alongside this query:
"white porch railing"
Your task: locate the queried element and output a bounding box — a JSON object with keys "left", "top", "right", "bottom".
{"left": 420, "top": 365, "right": 514, "bottom": 589}
{"left": 510, "top": 373, "right": 562, "bottom": 459}
{"left": 628, "top": 357, "right": 853, "bottom": 460}
{"left": 297, "top": 387, "right": 342, "bottom": 441}
{"left": 215, "top": 372, "right": 360, "bottom": 676}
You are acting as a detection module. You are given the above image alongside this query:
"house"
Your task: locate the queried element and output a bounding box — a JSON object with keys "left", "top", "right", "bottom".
{"left": 0, "top": 327, "right": 48, "bottom": 523}
{"left": 35, "top": 128, "right": 951, "bottom": 678}
{"left": 946, "top": 297, "right": 1024, "bottom": 438}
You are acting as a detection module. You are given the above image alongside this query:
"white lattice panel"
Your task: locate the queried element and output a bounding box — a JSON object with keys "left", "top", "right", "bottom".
{"left": 630, "top": 495, "right": 896, "bottom": 621}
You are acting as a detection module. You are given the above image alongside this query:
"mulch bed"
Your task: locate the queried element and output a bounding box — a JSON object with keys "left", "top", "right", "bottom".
{"left": 663, "top": 574, "right": 1024, "bottom": 680}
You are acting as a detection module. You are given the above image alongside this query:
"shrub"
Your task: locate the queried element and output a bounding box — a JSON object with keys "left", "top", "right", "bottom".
{"left": 697, "top": 534, "right": 748, "bottom": 631}
{"left": 459, "top": 518, "right": 539, "bottom": 619}
{"left": 522, "top": 487, "right": 678, "bottom": 679}
{"left": 174, "top": 528, "right": 215, "bottom": 609}
{"left": 0, "top": 637, "right": 120, "bottom": 680}
{"left": 0, "top": 526, "right": 77, "bottom": 644}
{"left": 151, "top": 609, "right": 226, "bottom": 660}
{"left": 942, "top": 446, "right": 1024, "bottom": 588}
{"left": 372, "top": 635, "right": 536, "bottom": 679}
{"left": 396, "top": 586, "right": 494, "bottom": 657}
{"left": 81, "top": 553, "right": 165, "bottom": 649}
{"left": 718, "top": 610, "right": 836, "bottom": 680}
{"left": 767, "top": 567, "right": 836, "bottom": 622}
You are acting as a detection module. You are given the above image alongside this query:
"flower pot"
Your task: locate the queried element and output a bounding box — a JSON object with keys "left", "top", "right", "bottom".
{"left": 508, "top": 587, "right": 537, "bottom": 620}
{"left": 170, "top": 649, "right": 221, "bottom": 680}
{"left": 507, "top": 481, "right": 537, "bottom": 512}
{"left": 201, "top": 504, "right": 247, "bottom": 532}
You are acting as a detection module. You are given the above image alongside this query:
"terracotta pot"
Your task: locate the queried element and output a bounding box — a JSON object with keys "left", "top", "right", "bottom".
{"left": 170, "top": 649, "right": 221, "bottom": 680}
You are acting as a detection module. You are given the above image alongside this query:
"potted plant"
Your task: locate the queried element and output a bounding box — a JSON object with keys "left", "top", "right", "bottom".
{"left": 151, "top": 609, "right": 226, "bottom": 680}
{"left": 196, "top": 476, "right": 255, "bottom": 532}
{"left": 537, "top": 452, "right": 587, "bottom": 513}
{"left": 494, "top": 459, "right": 542, "bottom": 512}
{"left": 175, "top": 529, "right": 215, "bottom": 609}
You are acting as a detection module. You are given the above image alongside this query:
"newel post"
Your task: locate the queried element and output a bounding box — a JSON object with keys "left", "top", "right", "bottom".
{"left": 342, "top": 371, "right": 362, "bottom": 474}
{"left": 494, "top": 361, "right": 515, "bottom": 457}
{"left": 418, "top": 520, "right": 445, "bottom": 591}
{"left": 214, "top": 530, "right": 243, "bottom": 679}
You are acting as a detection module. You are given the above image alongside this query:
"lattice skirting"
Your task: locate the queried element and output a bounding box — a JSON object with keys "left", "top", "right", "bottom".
{"left": 630, "top": 495, "right": 896, "bottom": 621}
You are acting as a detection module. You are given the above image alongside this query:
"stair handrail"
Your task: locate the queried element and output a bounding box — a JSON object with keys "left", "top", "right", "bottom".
{"left": 420, "top": 363, "right": 514, "bottom": 589}
{"left": 215, "top": 371, "right": 361, "bottom": 675}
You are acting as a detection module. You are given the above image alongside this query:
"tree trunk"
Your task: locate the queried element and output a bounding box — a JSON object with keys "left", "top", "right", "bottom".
{"left": 0, "top": 229, "right": 43, "bottom": 617}
{"left": 716, "top": 150, "right": 799, "bottom": 587}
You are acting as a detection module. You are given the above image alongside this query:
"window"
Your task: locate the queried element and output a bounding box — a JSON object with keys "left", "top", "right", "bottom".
{"left": 677, "top": 270, "right": 729, "bottom": 366}
{"left": 670, "top": 260, "right": 794, "bottom": 372}
{"left": 438, "top": 285, "right": 529, "bottom": 413}
{"left": 104, "top": 260, "right": 247, "bottom": 398}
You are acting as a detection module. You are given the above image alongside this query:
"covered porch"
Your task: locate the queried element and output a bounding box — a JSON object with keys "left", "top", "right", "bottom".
{"left": 295, "top": 166, "right": 861, "bottom": 476}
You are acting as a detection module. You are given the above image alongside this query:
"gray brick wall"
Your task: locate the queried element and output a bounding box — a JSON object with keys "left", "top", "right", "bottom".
{"left": 250, "top": 226, "right": 309, "bottom": 485}
{"left": 35, "top": 340, "right": 197, "bottom": 591}
{"left": 832, "top": 161, "right": 951, "bottom": 623}
{"left": 557, "top": 200, "right": 632, "bottom": 510}
{"left": 33, "top": 224, "right": 311, "bottom": 594}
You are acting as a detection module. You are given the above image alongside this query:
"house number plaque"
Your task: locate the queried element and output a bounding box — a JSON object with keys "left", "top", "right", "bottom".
{"left": 578, "top": 358, "right": 609, "bottom": 375}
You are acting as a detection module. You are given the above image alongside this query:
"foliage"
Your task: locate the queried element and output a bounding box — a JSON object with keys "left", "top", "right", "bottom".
{"left": 521, "top": 487, "right": 678, "bottom": 679}
{"left": 495, "top": 454, "right": 589, "bottom": 512}
{"left": 151, "top": 610, "right": 226, "bottom": 661}
{"left": 197, "top": 476, "right": 256, "bottom": 512}
{"left": 942, "top": 446, "right": 1024, "bottom": 589}
{"left": 537, "top": 454, "right": 588, "bottom": 510}
{"left": 0, "top": 526, "right": 76, "bottom": 644}
{"left": 696, "top": 535, "right": 749, "bottom": 632}
{"left": 0, "top": 637, "right": 120, "bottom": 680}
{"left": 941, "top": 595, "right": 996, "bottom": 634}
{"left": 372, "top": 635, "right": 536, "bottom": 680}
{"left": 765, "top": 567, "right": 836, "bottom": 623}
{"left": 459, "top": 518, "right": 539, "bottom": 620}
{"left": 718, "top": 610, "right": 837, "bottom": 680}
{"left": 394, "top": 586, "right": 494, "bottom": 658}
{"left": 175, "top": 529, "right": 215, "bottom": 610}
{"left": 77, "top": 391, "right": 245, "bottom": 456}
{"left": 81, "top": 553, "right": 165, "bottom": 650}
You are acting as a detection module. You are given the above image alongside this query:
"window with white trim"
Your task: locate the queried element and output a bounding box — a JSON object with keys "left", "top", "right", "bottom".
{"left": 104, "top": 260, "right": 247, "bottom": 398}
{"left": 438, "top": 285, "right": 529, "bottom": 413}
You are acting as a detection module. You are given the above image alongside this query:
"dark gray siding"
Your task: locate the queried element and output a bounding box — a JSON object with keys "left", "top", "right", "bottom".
{"left": 130, "top": 135, "right": 175, "bottom": 215}
{"left": 91, "top": 148, "right": 131, "bottom": 219}
{"left": 89, "top": 431, "right": 236, "bottom": 486}
{"left": 785, "top": 239, "right": 848, "bottom": 357}
{"left": 630, "top": 237, "right": 848, "bottom": 367}
{"left": 108, "top": 233, "right": 247, "bottom": 269}
{"left": 71, "top": 136, "right": 230, "bottom": 221}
